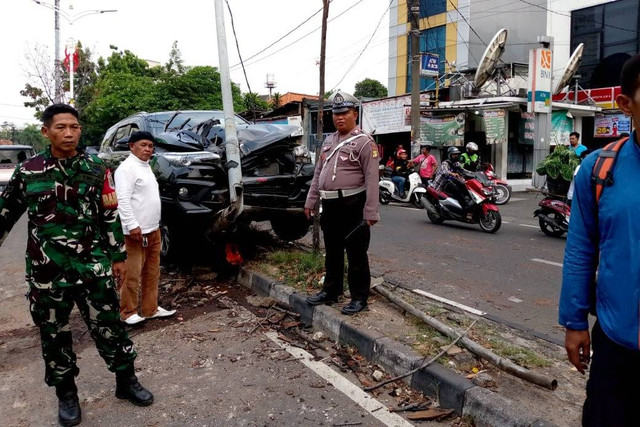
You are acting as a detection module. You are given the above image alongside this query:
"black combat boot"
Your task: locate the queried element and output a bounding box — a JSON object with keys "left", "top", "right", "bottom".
{"left": 55, "top": 379, "right": 81, "bottom": 426}
{"left": 115, "top": 368, "right": 154, "bottom": 406}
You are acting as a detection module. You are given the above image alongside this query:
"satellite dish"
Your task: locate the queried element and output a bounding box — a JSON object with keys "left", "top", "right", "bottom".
{"left": 474, "top": 29, "right": 508, "bottom": 89}
{"left": 553, "top": 43, "right": 584, "bottom": 95}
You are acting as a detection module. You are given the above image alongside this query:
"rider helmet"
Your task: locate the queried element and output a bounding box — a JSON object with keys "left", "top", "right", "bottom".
{"left": 466, "top": 142, "right": 478, "bottom": 153}
{"left": 447, "top": 146, "right": 461, "bottom": 161}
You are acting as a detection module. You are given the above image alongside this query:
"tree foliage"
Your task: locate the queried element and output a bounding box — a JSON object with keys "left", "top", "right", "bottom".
{"left": 353, "top": 78, "right": 388, "bottom": 98}
{"left": 0, "top": 123, "right": 48, "bottom": 152}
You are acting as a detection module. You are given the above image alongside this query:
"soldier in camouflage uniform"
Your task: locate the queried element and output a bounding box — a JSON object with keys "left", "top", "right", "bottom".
{"left": 0, "top": 104, "right": 153, "bottom": 426}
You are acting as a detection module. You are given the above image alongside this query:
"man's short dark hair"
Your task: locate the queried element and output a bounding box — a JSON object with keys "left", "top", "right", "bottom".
{"left": 128, "top": 131, "right": 156, "bottom": 145}
{"left": 620, "top": 54, "right": 640, "bottom": 97}
{"left": 42, "top": 104, "right": 79, "bottom": 127}
{"left": 570, "top": 131, "right": 580, "bottom": 140}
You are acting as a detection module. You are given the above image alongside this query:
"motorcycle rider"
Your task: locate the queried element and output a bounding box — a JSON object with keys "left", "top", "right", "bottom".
{"left": 430, "top": 147, "right": 473, "bottom": 208}
{"left": 461, "top": 142, "right": 481, "bottom": 171}
{"left": 391, "top": 149, "right": 413, "bottom": 198}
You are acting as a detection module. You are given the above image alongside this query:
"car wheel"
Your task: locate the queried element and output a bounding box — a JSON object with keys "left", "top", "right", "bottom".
{"left": 270, "top": 215, "right": 311, "bottom": 241}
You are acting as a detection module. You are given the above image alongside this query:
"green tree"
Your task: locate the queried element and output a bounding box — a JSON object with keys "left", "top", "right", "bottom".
{"left": 270, "top": 92, "right": 282, "bottom": 109}
{"left": 165, "top": 41, "right": 187, "bottom": 75}
{"left": 243, "top": 92, "right": 269, "bottom": 111}
{"left": 353, "top": 78, "right": 387, "bottom": 98}
{"left": 0, "top": 123, "right": 48, "bottom": 151}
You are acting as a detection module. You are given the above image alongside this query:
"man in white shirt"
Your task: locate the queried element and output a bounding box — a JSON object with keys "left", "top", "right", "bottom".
{"left": 115, "top": 131, "right": 175, "bottom": 325}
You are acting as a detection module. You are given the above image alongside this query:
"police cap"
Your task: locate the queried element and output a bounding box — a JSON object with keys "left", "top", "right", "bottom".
{"left": 331, "top": 91, "right": 359, "bottom": 113}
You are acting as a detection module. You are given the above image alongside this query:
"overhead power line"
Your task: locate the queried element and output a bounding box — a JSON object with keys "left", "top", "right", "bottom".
{"left": 225, "top": 0, "right": 252, "bottom": 94}
{"left": 331, "top": 0, "right": 392, "bottom": 91}
{"left": 231, "top": 0, "right": 366, "bottom": 71}
{"left": 229, "top": 2, "right": 329, "bottom": 69}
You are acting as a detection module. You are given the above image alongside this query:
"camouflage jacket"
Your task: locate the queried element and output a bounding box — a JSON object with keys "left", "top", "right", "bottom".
{"left": 0, "top": 147, "right": 126, "bottom": 289}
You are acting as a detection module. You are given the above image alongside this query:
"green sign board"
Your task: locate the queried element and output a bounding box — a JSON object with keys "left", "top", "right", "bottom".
{"left": 419, "top": 113, "right": 465, "bottom": 146}
{"left": 483, "top": 109, "right": 506, "bottom": 144}
{"left": 550, "top": 111, "right": 574, "bottom": 145}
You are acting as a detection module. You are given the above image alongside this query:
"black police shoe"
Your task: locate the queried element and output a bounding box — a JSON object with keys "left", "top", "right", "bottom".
{"left": 115, "top": 373, "right": 154, "bottom": 406}
{"left": 57, "top": 390, "right": 81, "bottom": 426}
{"left": 306, "top": 291, "right": 339, "bottom": 306}
{"left": 341, "top": 300, "right": 368, "bottom": 315}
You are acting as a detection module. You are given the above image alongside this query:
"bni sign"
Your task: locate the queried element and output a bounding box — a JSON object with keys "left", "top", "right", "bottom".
{"left": 527, "top": 48, "right": 552, "bottom": 113}
{"left": 421, "top": 53, "right": 439, "bottom": 77}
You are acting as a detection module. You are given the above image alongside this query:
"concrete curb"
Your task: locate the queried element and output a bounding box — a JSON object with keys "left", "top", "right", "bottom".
{"left": 237, "top": 268, "right": 556, "bottom": 426}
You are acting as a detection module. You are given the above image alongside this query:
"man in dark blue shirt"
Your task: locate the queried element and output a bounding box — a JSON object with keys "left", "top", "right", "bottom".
{"left": 560, "top": 54, "right": 640, "bottom": 426}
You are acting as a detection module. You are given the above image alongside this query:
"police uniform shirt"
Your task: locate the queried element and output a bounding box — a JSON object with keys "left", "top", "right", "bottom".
{"left": 305, "top": 127, "right": 380, "bottom": 222}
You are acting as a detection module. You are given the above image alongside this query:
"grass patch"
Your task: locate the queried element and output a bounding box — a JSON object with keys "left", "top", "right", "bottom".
{"left": 258, "top": 250, "right": 325, "bottom": 293}
{"left": 485, "top": 338, "right": 551, "bottom": 368}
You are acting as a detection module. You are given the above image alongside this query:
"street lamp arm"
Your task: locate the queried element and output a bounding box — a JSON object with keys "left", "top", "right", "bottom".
{"left": 31, "top": 1, "right": 116, "bottom": 25}
{"left": 68, "top": 9, "right": 118, "bottom": 25}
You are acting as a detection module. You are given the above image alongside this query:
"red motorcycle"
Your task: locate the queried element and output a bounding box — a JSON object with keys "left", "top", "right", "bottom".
{"left": 533, "top": 180, "right": 571, "bottom": 237}
{"left": 422, "top": 171, "right": 502, "bottom": 233}
{"left": 482, "top": 163, "right": 512, "bottom": 205}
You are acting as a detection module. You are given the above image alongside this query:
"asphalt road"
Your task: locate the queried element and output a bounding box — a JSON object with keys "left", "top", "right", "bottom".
{"left": 369, "top": 192, "right": 568, "bottom": 344}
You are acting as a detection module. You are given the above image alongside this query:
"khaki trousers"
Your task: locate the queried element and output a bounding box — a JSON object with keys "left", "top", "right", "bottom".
{"left": 120, "top": 229, "right": 161, "bottom": 319}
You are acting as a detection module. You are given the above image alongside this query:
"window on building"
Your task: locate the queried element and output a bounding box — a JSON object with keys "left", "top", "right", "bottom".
{"left": 571, "top": 0, "right": 639, "bottom": 89}
{"left": 407, "top": 25, "right": 446, "bottom": 92}
{"left": 419, "top": 0, "right": 446, "bottom": 18}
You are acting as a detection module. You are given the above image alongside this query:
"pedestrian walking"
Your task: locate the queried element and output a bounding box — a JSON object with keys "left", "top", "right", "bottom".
{"left": 0, "top": 104, "right": 153, "bottom": 426}
{"left": 304, "top": 91, "right": 379, "bottom": 315}
{"left": 114, "top": 131, "right": 176, "bottom": 325}
{"left": 559, "top": 54, "right": 640, "bottom": 426}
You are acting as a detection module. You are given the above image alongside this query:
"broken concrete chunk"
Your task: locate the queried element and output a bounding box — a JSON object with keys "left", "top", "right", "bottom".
{"left": 312, "top": 332, "right": 326, "bottom": 342}
{"left": 372, "top": 370, "right": 384, "bottom": 382}
{"left": 472, "top": 371, "right": 497, "bottom": 388}
{"left": 440, "top": 344, "right": 463, "bottom": 356}
{"left": 452, "top": 352, "right": 476, "bottom": 372}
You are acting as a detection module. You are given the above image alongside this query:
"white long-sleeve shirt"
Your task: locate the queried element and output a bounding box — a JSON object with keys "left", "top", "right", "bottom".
{"left": 114, "top": 153, "right": 161, "bottom": 235}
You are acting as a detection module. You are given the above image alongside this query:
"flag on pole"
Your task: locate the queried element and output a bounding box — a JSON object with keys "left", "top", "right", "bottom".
{"left": 63, "top": 46, "right": 80, "bottom": 72}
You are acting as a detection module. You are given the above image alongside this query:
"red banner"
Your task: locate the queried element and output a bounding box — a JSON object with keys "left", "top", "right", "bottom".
{"left": 552, "top": 86, "right": 621, "bottom": 109}
{"left": 63, "top": 46, "right": 79, "bottom": 72}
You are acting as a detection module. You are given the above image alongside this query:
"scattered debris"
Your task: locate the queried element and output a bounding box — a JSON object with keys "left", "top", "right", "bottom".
{"left": 372, "top": 370, "right": 385, "bottom": 382}
{"left": 471, "top": 371, "right": 497, "bottom": 388}
{"left": 406, "top": 407, "right": 454, "bottom": 421}
{"left": 312, "top": 332, "right": 326, "bottom": 342}
{"left": 441, "top": 344, "right": 463, "bottom": 355}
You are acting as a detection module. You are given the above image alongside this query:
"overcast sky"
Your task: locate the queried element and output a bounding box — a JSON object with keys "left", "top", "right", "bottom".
{"left": 1, "top": 0, "right": 390, "bottom": 126}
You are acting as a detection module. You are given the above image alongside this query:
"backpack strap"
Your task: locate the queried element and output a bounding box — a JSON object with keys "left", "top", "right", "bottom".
{"left": 591, "top": 137, "right": 629, "bottom": 204}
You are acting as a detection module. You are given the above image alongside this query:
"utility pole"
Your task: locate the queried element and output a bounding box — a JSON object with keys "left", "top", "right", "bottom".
{"left": 313, "top": 0, "right": 330, "bottom": 253}
{"left": 531, "top": 36, "right": 554, "bottom": 189}
{"left": 54, "top": 0, "right": 61, "bottom": 102}
{"left": 410, "top": 0, "right": 421, "bottom": 156}
{"left": 214, "top": 0, "right": 243, "bottom": 223}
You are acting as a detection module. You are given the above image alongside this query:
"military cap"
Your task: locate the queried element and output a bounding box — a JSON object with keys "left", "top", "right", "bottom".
{"left": 331, "top": 91, "right": 359, "bottom": 113}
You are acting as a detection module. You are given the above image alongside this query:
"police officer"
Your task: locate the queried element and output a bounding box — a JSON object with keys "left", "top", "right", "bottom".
{"left": 0, "top": 104, "right": 153, "bottom": 426}
{"left": 305, "top": 91, "right": 380, "bottom": 315}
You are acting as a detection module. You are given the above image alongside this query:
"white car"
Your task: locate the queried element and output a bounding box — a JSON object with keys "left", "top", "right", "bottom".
{"left": 0, "top": 145, "right": 36, "bottom": 193}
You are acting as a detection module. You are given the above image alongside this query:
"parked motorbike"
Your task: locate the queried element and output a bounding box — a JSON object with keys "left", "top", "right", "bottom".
{"left": 482, "top": 163, "right": 512, "bottom": 205}
{"left": 379, "top": 170, "right": 427, "bottom": 208}
{"left": 533, "top": 186, "right": 570, "bottom": 237}
{"left": 421, "top": 171, "right": 502, "bottom": 233}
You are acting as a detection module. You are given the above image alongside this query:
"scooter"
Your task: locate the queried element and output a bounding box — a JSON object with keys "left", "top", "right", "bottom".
{"left": 379, "top": 170, "right": 427, "bottom": 208}
{"left": 533, "top": 187, "right": 571, "bottom": 237}
{"left": 482, "top": 163, "right": 512, "bottom": 205}
{"left": 421, "top": 171, "right": 502, "bottom": 233}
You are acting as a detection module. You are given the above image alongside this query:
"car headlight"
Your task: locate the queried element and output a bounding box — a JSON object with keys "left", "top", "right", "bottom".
{"left": 163, "top": 151, "right": 221, "bottom": 167}
{"left": 293, "top": 145, "right": 311, "bottom": 164}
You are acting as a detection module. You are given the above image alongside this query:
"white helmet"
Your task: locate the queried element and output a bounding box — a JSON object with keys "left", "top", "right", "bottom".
{"left": 466, "top": 142, "right": 478, "bottom": 152}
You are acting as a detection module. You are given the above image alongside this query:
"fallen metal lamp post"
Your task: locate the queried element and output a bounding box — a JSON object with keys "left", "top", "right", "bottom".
{"left": 373, "top": 284, "right": 558, "bottom": 391}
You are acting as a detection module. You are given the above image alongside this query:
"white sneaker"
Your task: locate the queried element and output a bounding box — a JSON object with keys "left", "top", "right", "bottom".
{"left": 147, "top": 307, "right": 176, "bottom": 319}
{"left": 124, "top": 314, "right": 145, "bottom": 325}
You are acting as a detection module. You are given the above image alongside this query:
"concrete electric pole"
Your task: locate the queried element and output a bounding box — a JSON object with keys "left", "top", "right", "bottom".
{"left": 214, "top": 0, "right": 244, "bottom": 222}
{"left": 410, "top": 0, "right": 421, "bottom": 155}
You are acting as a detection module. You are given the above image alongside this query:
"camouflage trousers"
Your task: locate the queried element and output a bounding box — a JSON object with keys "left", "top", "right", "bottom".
{"left": 28, "top": 277, "right": 137, "bottom": 386}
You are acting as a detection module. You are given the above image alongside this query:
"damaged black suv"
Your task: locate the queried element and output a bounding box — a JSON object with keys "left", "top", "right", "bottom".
{"left": 99, "top": 110, "right": 313, "bottom": 259}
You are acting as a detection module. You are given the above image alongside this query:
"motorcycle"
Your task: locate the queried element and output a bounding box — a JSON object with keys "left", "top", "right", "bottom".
{"left": 379, "top": 169, "right": 427, "bottom": 208}
{"left": 421, "top": 171, "right": 502, "bottom": 233}
{"left": 533, "top": 185, "right": 571, "bottom": 237}
{"left": 482, "top": 163, "right": 512, "bottom": 205}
